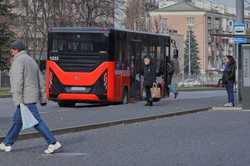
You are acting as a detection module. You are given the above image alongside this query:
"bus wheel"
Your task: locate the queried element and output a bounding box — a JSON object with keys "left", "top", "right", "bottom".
{"left": 58, "top": 101, "right": 76, "bottom": 107}
{"left": 153, "top": 98, "right": 161, "bottom": 102}
{"left": 122, "top": 88, "right": 129, "bottom": 104}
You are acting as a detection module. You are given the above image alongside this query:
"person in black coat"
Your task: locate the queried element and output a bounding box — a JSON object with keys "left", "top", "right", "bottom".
{"left": 222, "top": 55, "right": 236, "bottom": 107}
{"left": 143, "top": 56, "right": 156, "bottom": 106}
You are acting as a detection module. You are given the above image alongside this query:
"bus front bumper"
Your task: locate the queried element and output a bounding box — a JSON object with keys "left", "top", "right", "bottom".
{"left": 57, "top": 93, "right": 101, "bottom": 102}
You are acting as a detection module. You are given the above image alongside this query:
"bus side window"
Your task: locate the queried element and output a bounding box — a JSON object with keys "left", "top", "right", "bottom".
{"left": 165, "top": 46, "right": 169, "bottom": 57}
{"left": 158, "top": 46, "right": 165, "bottom": 75}
{"left": 121, "top": 32, "right": 128, "bottom": 70}
{"left": 156, "top": 46, "right": 162, "bottom": 76}
{"left": 115, "top": 32, "right": 122, "bottom": 70}
{"left": 141, "top": 46, "right": 147, "bottom": 59}
{"left": 115, "top": 31, "right": 128, "bottom": 70}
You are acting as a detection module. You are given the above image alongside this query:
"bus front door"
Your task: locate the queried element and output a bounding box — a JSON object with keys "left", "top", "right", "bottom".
{"left": 130, "top": 42, "right": 142, "bottom": 100}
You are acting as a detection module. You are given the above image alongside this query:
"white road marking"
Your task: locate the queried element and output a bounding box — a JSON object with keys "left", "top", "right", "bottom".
{"left": 42, "top": 152, "right": 89, "bottom": 157}
{"left": 212, "top": 107, "right": 242, "bottom": 111}
{"left": 240, "top": 109, "right": 250, "bottom": 112}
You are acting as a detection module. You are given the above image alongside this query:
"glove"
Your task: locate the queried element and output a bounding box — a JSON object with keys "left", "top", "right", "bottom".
{"left": 40, "top": 97, "right": 48, "bottom": 106}
{"left": 40, "top": 102, "right": 47, "bottom": 106}
{"left": 40, "top": 96, "right": 48, "bottom": 106}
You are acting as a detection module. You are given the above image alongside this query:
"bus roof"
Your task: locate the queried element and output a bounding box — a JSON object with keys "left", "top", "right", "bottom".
{"left": 48, "top": 27, "right": 110, "bottom": 33}
{"left": 48, "top": 27, "right": 170, "bottom": 38}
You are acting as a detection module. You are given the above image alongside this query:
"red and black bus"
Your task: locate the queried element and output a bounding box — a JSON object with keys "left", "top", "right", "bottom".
{"left": 46, "top": 27, "right": 171, "bottom": 107}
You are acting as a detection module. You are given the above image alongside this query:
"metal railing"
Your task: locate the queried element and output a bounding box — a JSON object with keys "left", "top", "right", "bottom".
{"left": 0, "top": 70, "right": 10, "bottom": 88}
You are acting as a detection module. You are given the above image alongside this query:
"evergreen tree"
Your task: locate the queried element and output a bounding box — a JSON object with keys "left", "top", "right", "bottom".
{"left": 184, "top": 29, "right": 200, "bottom": 76}
{"left": 0, "top": 0, "right": 14, "bottom": 70}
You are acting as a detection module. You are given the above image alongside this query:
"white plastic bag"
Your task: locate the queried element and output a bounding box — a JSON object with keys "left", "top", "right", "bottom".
{"left": 20, "top": 103, "right": 39, "bottom": 130}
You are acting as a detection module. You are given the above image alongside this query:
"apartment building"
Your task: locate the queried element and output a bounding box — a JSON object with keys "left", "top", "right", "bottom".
{"left": 150, "top": 1, "right": 250, "bottom": 76}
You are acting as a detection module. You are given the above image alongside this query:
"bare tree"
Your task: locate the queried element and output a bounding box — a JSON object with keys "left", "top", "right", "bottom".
{"left": 8, "top": 0, "right": 46, "bottom": 57}
{"left": 151, "top": 15, "right": 161, "bottom": 33}
{"left": 77, "top": 0, "right": 114, "bottom": 27}
{"left": 8, "top": 0, "right": 116, "bottom": 59}
{"left": 126, "top": 0, "right": 145, "bottom": 31}
{"left": 0, "top": 0, "right": 14, "bottom": 70}
{"left": 126, "top": 0, "right": 158, "bottom": 31}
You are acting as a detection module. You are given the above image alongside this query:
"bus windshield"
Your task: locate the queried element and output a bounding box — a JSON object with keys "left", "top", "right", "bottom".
{"left": 50, "top": 33, "right": 108, "bottom": 54}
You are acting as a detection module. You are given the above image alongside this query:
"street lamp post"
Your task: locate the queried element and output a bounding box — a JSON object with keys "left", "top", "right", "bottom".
{"left": 235, "top": 0, "right": 245, "bottom": 105}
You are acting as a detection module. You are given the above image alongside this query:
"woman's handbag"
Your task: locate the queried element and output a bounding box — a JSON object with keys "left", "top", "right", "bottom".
{"left": 150, "top": 83, "right": 161, "bottom": 99}
{"left": 20, "top": 103, "right": 39, "bottom": 130}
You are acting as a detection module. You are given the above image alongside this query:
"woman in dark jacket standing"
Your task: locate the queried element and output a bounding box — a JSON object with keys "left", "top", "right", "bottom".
{"left": 222, "top": 55, "right": 236, "bottom": 107}
{"left": 143, "top": 56, "right": 156, "bottom": 106}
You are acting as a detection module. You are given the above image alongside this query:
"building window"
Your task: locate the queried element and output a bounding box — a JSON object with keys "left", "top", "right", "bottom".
{"left": 187, "top": 16, "right": 194, "bottom": 26}
{"left": 229, "top": 21, "right": 233, "bottom": 26}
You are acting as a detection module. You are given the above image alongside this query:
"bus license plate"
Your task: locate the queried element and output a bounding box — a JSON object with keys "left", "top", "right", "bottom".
{"left": 71, "top": 87, "right": 87, "bottom": 91}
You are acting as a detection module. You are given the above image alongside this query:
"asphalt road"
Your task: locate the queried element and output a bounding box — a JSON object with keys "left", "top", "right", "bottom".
{"left": 0, "top": 90, "right": 227, "bottom": 118}
{"left": 0, "top": 91, "right": 226, "bottom": 137}
{"left": 1, "top": 110, "right": 250, "bottom": 166}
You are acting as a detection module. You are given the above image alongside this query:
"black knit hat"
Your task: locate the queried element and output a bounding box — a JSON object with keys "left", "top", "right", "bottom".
{"left": 143, "top": 55, "right": 151, "bottom": 60}
{"left": 10, "top": 39, "right": 26, "bottom": 51}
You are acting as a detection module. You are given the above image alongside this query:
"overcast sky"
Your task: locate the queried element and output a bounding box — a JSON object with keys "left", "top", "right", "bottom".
{"left": 216, "top": 0, "right": 236, "bottom": 8}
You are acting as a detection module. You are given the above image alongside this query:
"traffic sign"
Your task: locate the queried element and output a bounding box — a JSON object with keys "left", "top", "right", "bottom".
{"left": 234, "top": 37, "right": 247, "bottom": 44}
{"left": 234, "top": 21, "right": 246, "bottom": 35}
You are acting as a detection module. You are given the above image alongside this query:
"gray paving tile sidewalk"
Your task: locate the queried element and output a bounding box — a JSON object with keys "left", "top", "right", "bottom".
{"left": 0, "top": 93, "right": 226, "bottom": 138}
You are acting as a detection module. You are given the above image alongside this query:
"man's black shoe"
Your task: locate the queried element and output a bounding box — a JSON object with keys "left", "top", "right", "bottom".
{"left": 149, "top": 101, "right": 153, "bottom": 106}
{"left": 174, "top": 92, "right": 179, "bottom": 99}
